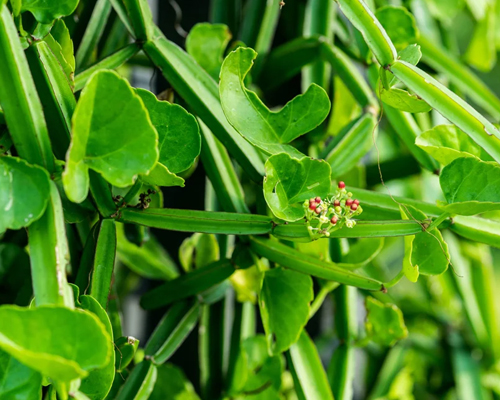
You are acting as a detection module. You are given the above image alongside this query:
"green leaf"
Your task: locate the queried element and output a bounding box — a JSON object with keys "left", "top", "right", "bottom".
{"left": 0, "top": 305, "right": 112, "bottom": 382}
{"left": 375, "top": 6, "right": 418, "bottom": 51}
{"left": 440, "top": 157, "right": 500, "bottom": 215}
{"left": 77, "top": 294, "right": 115, "bottom": 400}
{"left": 337, "top": 238, "right": 384, "bottom": 269}
{"left": 135, "top": 88, "right": 200, "bottom": 175}
{"left": 149, "top": 363, "right": 200, "bottom": 400}
{"left": 416, "top": 124, "right": 492, "bottom": 165}
{"left": 365, "top": 297, "right": 408, "bottom": 346}
{"left": 259, "top": 267, "right": 313, "bottom": 354}
{"left": 141, "top": 163, "right": 184, "bottom": 188}
{"left": 288, "top": 330, "right": 334, "bottom": 400}
{"left": 21, "top": 0, "right": 79, "bottom": 23}
{"left": 263, "top": 153, "right": 331, "bottom": 222}
{"left": 400, "top": 206, "right": 449, "bottom": 276}
{"left": 63, "top": 70, "right": 158, "bottom": 203}
{"left": 230, "top": 335, "right": 282, "bottom": 396}
{"left": 379, "top": 87, "right": 432, "bottom": 113}
{"left": 220, "top": 47, "right": 330, "bottom": 156}
{"left": 397, "top": 43, "right": 422, "bottom": 65}
{"left": 186, "top": 23, "right": 231, "bottom": 80}
{"left": 465, "top": 6, "right": 496, "bottom": 72}
{"left": 0, "top": 349, "right": 42, "bottom": 400}
{"left": 0, "top": 156, "right": 51, "bottom": 233}
{"left": 114, "top": 336, "right": 139, "bottom": 373}
{"left": 116, "top": 223, "right": 179, "bottom": 280}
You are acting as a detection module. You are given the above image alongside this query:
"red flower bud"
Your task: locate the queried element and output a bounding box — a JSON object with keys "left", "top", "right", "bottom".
{"left": 351, "top": 203, "right": 358, "bottom": 211}
{"left": 309, "top": 202, "right": 317, "bottom": 210}
{"left": 338, "top": 181, "right": 346, "bottom": 189}
{"left": 315, "top": 196, "right": 321, "bottom": 203}
{"left": 354, "top": 199, "right": 359, "bottom": 205}
{"left": 331, "top": 216, "right": 338, "bottom": 224}
{"left": 334, "top": 200, "right": 340, "bottom": 207}
{"left": 346, "top": 199, "right": 354, "bottom": 206}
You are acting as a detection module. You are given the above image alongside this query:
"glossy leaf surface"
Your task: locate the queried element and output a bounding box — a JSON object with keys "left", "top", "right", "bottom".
{"left": 220, "top": 47, "right": 330, "bottom": 156}
{"left": 0, "top": 156, "right": 50, "bottom": 233}
{"left": 64, "top": 70, "right": 158, "bottom": 203}
{"left": 260, "top": 267, "right": 313, "bottom": 354}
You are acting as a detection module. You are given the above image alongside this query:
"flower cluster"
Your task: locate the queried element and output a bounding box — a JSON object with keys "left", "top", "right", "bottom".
{"left": 303, "top": 181, "right": 363, "bottom": 240}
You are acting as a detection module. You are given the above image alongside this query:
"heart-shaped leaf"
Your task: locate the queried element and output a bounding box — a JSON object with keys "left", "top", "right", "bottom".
{"left": 264, "top": 153, "right": 331, "bottom": 222}
{"left": 21, "top": 0, "right": 79, "bottom": 23}
{"left": 379, "top": 87, "right": 432, "bottom": 113}
{"left": 0, "top": 305, "right": 112, "bottom": 382}
{"left": 0, "top": 349, "right": 42, "bottom": 399}
{"left": 136, "top": 88, "right": 200, "bottom": 175}
{"left": 186, "top": 23, "right": 232, "bottom": 80}
{"left": 259, "top": 267, "right": 313, "bottom": 354}
{"left": 365, "top": 297, "right": 408, "bottom": 346}
{"left": 220, "top": 47, "right": 330, "bottom": 156}
{"left": 0, "top": 156, "right": 50, "bottom": 234}
{"left": 416, "top": 125, "right": 492, "bottom": 165}
{"left": 63, "top": 70, "right": 158, "bottom": 203}
{"left": 400, "top": 206, "right": 449, "bottom": 276}
{"left": 439, "top": 157, "right": 500, "bottom": 215}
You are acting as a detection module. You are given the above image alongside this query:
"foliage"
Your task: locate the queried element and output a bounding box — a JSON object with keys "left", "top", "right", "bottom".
{"left": 0, "top": 0, "right": 500, "bottom": 398}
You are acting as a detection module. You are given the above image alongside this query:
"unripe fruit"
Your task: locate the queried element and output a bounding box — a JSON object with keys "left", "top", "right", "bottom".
{"left": 346, "top": 199, "right": 354, "bottom": 206}
{"left": 351, "top": 203, "right": 358, "bottom": 211}
{"left": 335, "top": 206, "right": 342, "bottom": 213}
{"left": 334, "top": 200, "right": 340, "bottom": 207}
{"left": 338, "top": 181, "right": 345, "bottom": 189}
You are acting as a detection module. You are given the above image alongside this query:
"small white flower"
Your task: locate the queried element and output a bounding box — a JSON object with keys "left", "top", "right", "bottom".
{"left": 324, "top": 231, "right": 330, "bottom": 237}
{"left": 346, "top": 220, "right": 354, "bottom": 228}
{"left": 308, "top": 226, "right": 313, "bottom": 231}
{"left": 319, "top": 216, "right": 329, "bottom": 224}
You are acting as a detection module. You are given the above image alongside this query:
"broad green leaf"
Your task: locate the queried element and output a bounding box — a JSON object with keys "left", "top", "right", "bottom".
{"left": 230, "top": 266, "right": 263, "bottom": 304}
{"left": 337, "top": 238, "right": 384, "bottom": 269}
{"left": 388, "top": 44, "right": 421, "bottom": 86}
{"left": 0, "top": 349, "right": 42, "bottom": 400}
{"left": 141, "top": 163, "right": 184, "bottom": 188}
{"left": 220, "top": 47, "right": 330, "bottom": 156}
{"left": 63, "top": 70, "right": 158, "bottom": 203}
{"left": 263, "top": 153, "right": 331, "bottom": 222}
{"left": 186, "top": 23, "right": 232, "bottom": 80}
{"left": 365, "top": 297, "right": 408, "bottom": 346}
{"left": 116, "top": 223, "right": 179, "bottom": 280}
{"left": 230, "top": 335, "right": 282, "bottom": 397}
{"left": 416, "top": 125, "right": 492, "bottom": 165}
{"left": 77, "top": 294, "right": 115, "bottom": 400}
{"left": 0, "top": 305, "right": 112, "bottom": 382}
{"left": 375, "top": 6, "right": 418, "bottom": 50}
{"left": 0, "top": 156, "right": 50, "bottom": 233}
{"left": 135, "top": 88, "right": 200, "bottom": 174}
{"left": 288, "top": 330, "right": 334, "bottom": 400}
{"left": 379, "top": 87, "right": 432, "bottom": 113}
{"left": 150, "top": 364, "right": 200, "bottom": 400}
{"left": 259, "top": 267, "right": 313, "bottom": 354}
{"left": 21, "top": 0, "right": 79, "bottom": 23}
{"left": 465, "top": 6, "right": 496, "bottom": 72}
{"left": 400, "top": 206, "right": 449, "bottom": 276}
{"left": 440, "top": 157, "right": 500, "bottom": 215}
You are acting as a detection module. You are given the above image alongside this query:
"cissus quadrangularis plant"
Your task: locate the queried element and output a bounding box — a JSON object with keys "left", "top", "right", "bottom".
{"left": 1, "top": 0, "right": 500, "bottom": 399}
